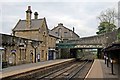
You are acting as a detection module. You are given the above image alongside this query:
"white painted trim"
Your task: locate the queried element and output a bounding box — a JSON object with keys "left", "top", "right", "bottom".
{"left": 84, "top": 59, "right": 96, "bottom": 79}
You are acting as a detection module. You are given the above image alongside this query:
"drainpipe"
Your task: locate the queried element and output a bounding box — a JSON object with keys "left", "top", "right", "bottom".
{"left": 34, "top": 48, "right": 37, "bottom": 63}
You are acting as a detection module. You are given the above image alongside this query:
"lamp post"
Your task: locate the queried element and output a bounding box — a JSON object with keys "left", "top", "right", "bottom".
{"left": 110, "top": 58, "right": 114, "bottom": 75}
{"left": 104, "top": 36, "right": 109, "bottom": 67}
{"left": 104, "top": 55, "right": 106, "bottom": 64}
{"left": 106, "top": 56, "right": 109, "bottom": 67}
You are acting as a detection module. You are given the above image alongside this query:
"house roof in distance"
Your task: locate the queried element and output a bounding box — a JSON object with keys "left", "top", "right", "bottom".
{"left": 51, "top": 23, "right": 79, "bottom": 38}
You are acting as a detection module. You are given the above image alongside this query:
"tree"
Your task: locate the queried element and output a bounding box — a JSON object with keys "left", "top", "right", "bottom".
{"left": 96, "top": 8, "right": 117, "bottom": 35}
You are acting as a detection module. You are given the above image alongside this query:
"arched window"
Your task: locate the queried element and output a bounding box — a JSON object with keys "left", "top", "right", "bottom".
{"left": 30, "top": 52, "right": 33, "bottom": 63}
{"left": 9, "top": 53, "right": 16, "bottom": 65}
{"left": 58, "top": 28, "right": 62, "bottom": 37}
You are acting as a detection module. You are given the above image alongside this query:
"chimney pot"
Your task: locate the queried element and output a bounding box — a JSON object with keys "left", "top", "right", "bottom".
{"left": 26, "top": 6, "right": 32, "bottom": 13}
{"left": 26, "top": 6, "right": 32, "bottom": 28}
{"left": 73, "top": 27, "right": 74, "bottom": 32}
{"left": 28, "top": 6, "right": 31, "bottom": 10}
{"left": 58, "top": 23, "right": 63, "bottom": 26}
{"left": 34, "top": 12, "right": 38, "bottom": 19}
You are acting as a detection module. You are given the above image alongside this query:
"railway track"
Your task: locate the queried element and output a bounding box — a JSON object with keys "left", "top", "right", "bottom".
{"left": 37, "top": 60, "right": 92, "bottom": 80}
{"left": 36, "top": 62, "right": 80, "bottom": 79}
{"left": 3, "top": 59, "right": 75, "bottom": 80}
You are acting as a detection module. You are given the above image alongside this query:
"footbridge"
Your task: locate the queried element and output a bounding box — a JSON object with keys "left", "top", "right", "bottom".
{"left": 57, "top": 30, "right": 117, "bottom": 59}
{"left": 56, "top": 30, "right": 117, "bottom": 49}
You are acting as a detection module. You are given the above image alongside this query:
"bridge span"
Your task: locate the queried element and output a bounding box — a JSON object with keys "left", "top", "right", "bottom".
{"left": 57, "top": 30, "right": 117, "bottom": 59}
{"left": 57, "top": 30, "right": 117, "bottom": 49}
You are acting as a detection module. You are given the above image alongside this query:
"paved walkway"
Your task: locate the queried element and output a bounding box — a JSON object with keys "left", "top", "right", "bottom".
{"left": 1, "top": 58, "right": 74, "bottom": 78}
{"left": 85, "top": 59, "right": 118, "bottom": 79}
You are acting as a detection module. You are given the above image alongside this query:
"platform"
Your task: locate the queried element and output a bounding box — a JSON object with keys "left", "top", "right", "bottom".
{"left": 1, "top": 58, "right": 74, "bottom": 79}
{"left": 85, "top": 59, "right": 118, "bottom": 79}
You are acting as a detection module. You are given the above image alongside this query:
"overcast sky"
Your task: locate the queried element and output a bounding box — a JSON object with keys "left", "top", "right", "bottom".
{"left": 0, "top": 0, "right": 119, "bottom": 37}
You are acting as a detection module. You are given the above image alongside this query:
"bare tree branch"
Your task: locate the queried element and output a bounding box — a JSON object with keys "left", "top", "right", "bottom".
{"left": 97, "top": 8, "right": 117, "bottom": 24}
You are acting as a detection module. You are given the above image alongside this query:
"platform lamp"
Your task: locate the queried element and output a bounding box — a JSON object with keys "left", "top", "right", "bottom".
{"left": 31, "top": 41, "right": 39, "bottom": 63}
{"left": 105, "top": 36, "right": 109, "bottom": 67}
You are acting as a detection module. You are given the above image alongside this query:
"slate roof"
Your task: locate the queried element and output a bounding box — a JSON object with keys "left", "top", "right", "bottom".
{"left": 48, "top": 30, "right": 60, "bottom": 39}
{"left": 13, "top": 18, "right": 44, "bottom": 31}
{"left": 51, "top": 24, "right": 79, "bottom": 38}
{"left": 12, "top": 18, "right": 59, "bottom": 39}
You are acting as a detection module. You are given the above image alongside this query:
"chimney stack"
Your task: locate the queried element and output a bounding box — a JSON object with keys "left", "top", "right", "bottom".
{"left": 58, "top": 23, "right": 63, "bottom": 26}
{"left": 73, "top": 27, "right": 74, "bottom": 32}
{"left": 34, "top": 12, "right": 38, "bottom": 19}
{"left": 26, "top": 6, "right": 32, "bottom": 28}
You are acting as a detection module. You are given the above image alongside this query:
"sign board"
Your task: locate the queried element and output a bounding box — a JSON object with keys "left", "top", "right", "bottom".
{"left": 11, "top": 50, "right": 16, "bottom": 53}
{"left": 57, "top": 43, "right": 103, "bottom": 49}
{"left": 56, "top": 43, "right": 75, "bottom": 48}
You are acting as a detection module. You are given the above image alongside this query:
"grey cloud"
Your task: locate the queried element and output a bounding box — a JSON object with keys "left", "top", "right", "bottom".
{"left": 1, "top": 2, "right": 118, "bottom": 37}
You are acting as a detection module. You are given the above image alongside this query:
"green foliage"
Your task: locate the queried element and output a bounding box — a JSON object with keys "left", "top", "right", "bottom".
{"left": 117, "top": 32, "right": 120, "bottom": 41}
{"left": 76, "top": 50, "right": 83, "bottom": 58}
{"left": 96, "top": 8, "right": 117, "bottom": 35}
{"left": 96, "top": 22, "right": 116, "bottom": 34}
{"left": 61, "top": 49, "right": 70, "bottom": 59}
